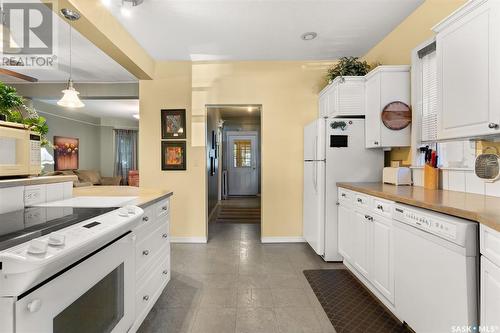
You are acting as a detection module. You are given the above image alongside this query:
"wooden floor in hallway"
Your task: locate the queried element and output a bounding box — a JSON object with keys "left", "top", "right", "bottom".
{"left": 215, "top": 197, "right": 261, "bottom": 224}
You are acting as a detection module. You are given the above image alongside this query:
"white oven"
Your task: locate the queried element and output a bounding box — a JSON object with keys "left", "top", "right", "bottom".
{"left": 14, "top": 232, "right": 135, "bottom": 333}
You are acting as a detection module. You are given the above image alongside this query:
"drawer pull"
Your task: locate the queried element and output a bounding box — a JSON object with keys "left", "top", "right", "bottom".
{"left": 142, "top": 216, "right": 149, "bottom": 222}
{"left": 377, "top": 205, "right": 383, "bottom": 211}
{"left": 488, "top": 123, "right": 499, "bottom": 129}
{"left": 142, "top": 250, "right": 150, "bottom": 256}
{"left": 357, "top": 198, "right": 363, "bottom": 203}
{"left": 341, "top": 193, "right": 346, "bottom": 197}
{"left": 143, "top": 295, "right": 150, "bottom": 301}
{"left": 162, "top": 270, "right": 168, "bottom": 275}
{"left": 162, "top": 233, "right": 168, "bottom": 239}
{"left": 162, "top": 206, "right": 168, "bottom": 211}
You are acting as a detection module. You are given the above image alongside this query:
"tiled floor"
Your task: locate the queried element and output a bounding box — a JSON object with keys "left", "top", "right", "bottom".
{"left": 139, "top": 219, "right": 343, "bottom": 333}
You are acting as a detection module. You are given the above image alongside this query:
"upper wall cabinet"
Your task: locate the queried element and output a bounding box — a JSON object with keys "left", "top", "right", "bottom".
{"left": 319, "top": 76, "right": 365, "bottom": 118}
{"left": 434, "top": 0, "right": 500, "bottom": 140}
{"left": 365, "top": 66, "right": 411, "bottom": 148}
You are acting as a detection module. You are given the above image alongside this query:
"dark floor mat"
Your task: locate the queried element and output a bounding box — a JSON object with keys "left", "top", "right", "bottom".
{"left": 216, "top": 207, "right": 261, "bottom": 224}
{"left": 303, "top": 269, "right": 412, "bottom": 333}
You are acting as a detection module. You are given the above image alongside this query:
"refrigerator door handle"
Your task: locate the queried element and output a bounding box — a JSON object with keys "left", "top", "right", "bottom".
{"left": 313, "top": 162, "right": 317, "bottom": 193}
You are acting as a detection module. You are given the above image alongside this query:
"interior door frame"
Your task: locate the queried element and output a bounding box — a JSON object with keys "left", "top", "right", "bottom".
{"left": 205, "top": 104, "right": 263, "bottom": 243}
{"left": 226, "top": 130, "right": 259, "bottom": 196}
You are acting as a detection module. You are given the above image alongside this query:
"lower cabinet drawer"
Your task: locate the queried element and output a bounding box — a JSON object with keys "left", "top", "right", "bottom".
{"left": 156, "top": 199, "right": 170, "bottom": 218}
{"left": 135, "top": 223, "right": 170, "bottom": 278}
{"left": 372, "top": 198, "right": 394, "bottom": 218}
{"left": 135, "top": 255, "right": 170, "bottom": 322}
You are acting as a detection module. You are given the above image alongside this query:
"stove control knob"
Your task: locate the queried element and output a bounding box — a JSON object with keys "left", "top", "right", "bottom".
{"left": 126, "top": 205, "right": 136, "bottom": 215}
{"left": 27, "top": 239, "right": 48, "bottom": 255}
{"left": 48, "top": 233, "right": 66, "bottom": 247}
{"left": 27, "top": 299, "right": 42, "bottom": 313}
{"left": 118, "top": 208, "right": 129, "bottom": 217}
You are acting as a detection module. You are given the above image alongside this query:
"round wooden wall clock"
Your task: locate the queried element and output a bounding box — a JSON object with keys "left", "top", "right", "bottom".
{"left": 381, "top": 101, "right": 411, "bottom": 130}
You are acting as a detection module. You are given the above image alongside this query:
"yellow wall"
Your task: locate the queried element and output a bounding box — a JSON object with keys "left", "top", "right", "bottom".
{"left": 139, "top": 62, "right": 207, "bottom": 239}
{"left": 363, "top": 0, "right": 467, "bottom": 65}
{"left": 139, "top": 61, "right": 332, "bottom": 239}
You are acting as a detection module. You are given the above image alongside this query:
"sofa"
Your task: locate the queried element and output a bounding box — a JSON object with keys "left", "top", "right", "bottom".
{"left": 47, "top": 170, "right": 122, "bottom": 187}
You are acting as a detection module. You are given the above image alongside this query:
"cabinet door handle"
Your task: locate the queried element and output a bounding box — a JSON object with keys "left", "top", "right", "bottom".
{"left": 162, "top": 206, "right": 168, "bottom": 211}
{"left": 142, "top": 250, "right": 150, "bottom": 256}
{"left": 341, "top": 193, "right": 346, "bottom": 197}
{"left": 377, "top": 204, "right": 383, "bottom": 211}
{"left": 142, "top": 216, "right": 149, "bottom": 222}
{"left": 162, "top": 270, "right": 168, "bottom": 275}
{"left": 374, "top": 141, "right": 379, "bottom": 145}
{"left": 488, "top": 123, "right": 499, "bottom": 129}
{"left": 357, "top": 198, "right": 362, "bottom": 203}
{"left": 162, "top": 233, "right": 168, "bottom": 239}
{"left": 143, "top": 295, "right": 150, "bottom": 301}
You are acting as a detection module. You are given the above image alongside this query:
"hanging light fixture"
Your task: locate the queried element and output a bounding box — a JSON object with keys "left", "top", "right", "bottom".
{"left": 58, "top": 9, "right": 84, "bottom": 108}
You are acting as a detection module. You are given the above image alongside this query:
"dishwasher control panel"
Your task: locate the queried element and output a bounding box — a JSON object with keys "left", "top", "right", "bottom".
{"left": 393, "top": 204, "right": 471, "bottom": 245}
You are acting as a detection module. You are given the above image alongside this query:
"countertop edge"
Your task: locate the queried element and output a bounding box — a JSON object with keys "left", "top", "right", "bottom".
{"left": 337, "top": 182, "right": 499, "bottom": 233}
{"left": 0, "top": 175, "right": 78, "bottom": 188}
{"left": 138, "top": 191, "right": 174, "bottom": 208}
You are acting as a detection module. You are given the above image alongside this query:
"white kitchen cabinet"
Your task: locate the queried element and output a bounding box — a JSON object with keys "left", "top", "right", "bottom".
{"left": 338, "top": 203, "right": 354, "bottom": 263}
{"left": 365, "top": 66, "right": 411, "bottom": 148}
{"left": 370, "top": 213, "right": 395, "bottom": 304}
{"left": 318, "top": 76, "right": 365, "bottom": 118}
{"left": 319, "top": 89, "right": 330, "bottom": 118}
{"left": 352, "top": 210, "right": 370, "bottom": 279}
{"left": 434, "top": 0, "right": 500, "bottom": 140}
{"left": 480, "top": 256, "right": 500, "bottom": 328}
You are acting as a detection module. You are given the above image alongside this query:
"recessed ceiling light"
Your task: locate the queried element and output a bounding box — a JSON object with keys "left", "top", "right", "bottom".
{"left": 301, "top": 32, "right": 317, "bottom": 41}
{"left": 133, "top": 114, "right": 140, "bottom": 119}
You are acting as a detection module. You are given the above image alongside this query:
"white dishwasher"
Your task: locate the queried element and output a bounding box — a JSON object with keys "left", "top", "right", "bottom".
{"left": 393, "top": 203, "right": 478, "bottom": 333}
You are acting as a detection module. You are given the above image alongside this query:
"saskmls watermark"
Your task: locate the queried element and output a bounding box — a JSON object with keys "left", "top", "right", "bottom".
{"left": 1, "top": 0, "right": 58, "bottom": 69}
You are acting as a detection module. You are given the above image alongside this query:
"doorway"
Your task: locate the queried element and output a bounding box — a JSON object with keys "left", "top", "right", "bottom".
{"left": 205, "top": 105, "right": 262, "bottom": 240}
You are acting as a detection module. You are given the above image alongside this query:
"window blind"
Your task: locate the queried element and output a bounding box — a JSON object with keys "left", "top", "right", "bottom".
{"left": 421, "top": 50, "right": 438, "bottom": 141}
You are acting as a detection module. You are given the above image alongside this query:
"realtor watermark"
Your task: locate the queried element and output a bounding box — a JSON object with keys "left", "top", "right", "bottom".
{"left": 1, "top": 0, "right": 58, "bottom": 68}
{"left": 451, "top": 325, "right": 500, "bottom": 333}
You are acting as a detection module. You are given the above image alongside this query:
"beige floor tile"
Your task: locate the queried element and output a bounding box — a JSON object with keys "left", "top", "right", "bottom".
{"left": 236, "top": 307, "right": 279, "bottom": 333}
{"left": 271, "top": 288, "right": 312, "bottom": 307}
{"left": 191, "top": 308, "right": 236, "bottom": 333}
{"left": 275, "top": 306, "right": 323, "bottom": 333}
{"left": 199, "top": 287, "right": 237, "bottom": 308}
{"left": 237, "top": 288, "right": 274, "bottom": 307}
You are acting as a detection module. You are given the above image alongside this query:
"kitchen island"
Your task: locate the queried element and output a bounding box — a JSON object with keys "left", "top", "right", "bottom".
{"left": 73, "top": 185, "right": 173, "bottom": 208}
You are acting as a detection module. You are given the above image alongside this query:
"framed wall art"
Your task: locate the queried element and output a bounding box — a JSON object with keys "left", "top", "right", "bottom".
{"left": 161, "top": 109, "right": 186, "bottom": 139}
{"left": 161, "top": 141, "right": 186, "bottom": 170}
{"left": 53, "top": 136, "right": 79, "bottom": 171}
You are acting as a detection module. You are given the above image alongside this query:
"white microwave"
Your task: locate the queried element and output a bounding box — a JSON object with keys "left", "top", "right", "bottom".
{"left": 0, "top": 121, "right": 41, "bottom": 177}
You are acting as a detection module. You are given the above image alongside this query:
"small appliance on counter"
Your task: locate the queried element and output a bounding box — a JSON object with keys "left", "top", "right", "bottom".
{"left": 383, "top": 167, "right": 412, "bottom": 185}
{"left": 0, "top": 121, "right": 41, "bottom": 177}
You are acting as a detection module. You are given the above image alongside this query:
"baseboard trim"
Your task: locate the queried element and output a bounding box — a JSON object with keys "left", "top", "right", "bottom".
{"left": 261, "top": 237, "right": 306, "bottom": 243}
{"left": 170, "top": 237, "right": 207, "bottom": 243}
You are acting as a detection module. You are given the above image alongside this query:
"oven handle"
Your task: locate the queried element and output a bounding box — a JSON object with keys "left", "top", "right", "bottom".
{"left": 16, "top": 232, "right": 134, "bottom": 300}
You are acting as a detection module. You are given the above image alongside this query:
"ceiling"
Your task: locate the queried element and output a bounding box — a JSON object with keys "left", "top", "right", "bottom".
{"left": 210, "top": 106, "right": 261, "bottom": 121}
{"left": 1, "top": 2, "right": 136, "bottom": 83}
{"left": 105, "top": 0, "right": 423, "bottom": 61}
{"left": 38, "top": 99, "right": 139, "bottom": 120}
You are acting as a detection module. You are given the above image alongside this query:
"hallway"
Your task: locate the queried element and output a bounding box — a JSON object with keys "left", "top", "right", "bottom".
{"left": 138, "top": 220, "right": 343, "bottom": 333}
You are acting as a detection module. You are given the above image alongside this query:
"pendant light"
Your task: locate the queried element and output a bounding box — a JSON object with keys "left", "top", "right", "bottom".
{"left": 58, "top": 9, "right": 84, "bottom": 108}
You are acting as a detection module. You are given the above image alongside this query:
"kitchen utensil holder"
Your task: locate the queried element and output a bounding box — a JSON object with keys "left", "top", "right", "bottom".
{"left": 424, "top": 164, "right": 439, "bottom": 190}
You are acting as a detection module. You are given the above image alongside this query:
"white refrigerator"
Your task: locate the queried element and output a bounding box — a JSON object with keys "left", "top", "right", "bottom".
{"left": 303, "top": 118, "right": 383, "bottom": 261}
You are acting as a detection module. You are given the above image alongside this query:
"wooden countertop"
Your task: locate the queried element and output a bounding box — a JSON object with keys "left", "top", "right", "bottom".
{"left": 337, "top": 182, "right": 500, "bottom": 233}
{"left": 0, "top": 175, "right": 78, "bottom": 188}
{"left": 73, "top": 186, "right": 173, "bottom": 208}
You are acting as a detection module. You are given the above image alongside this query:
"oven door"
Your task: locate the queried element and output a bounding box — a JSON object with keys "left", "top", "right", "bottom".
{"left": 15, "top": 233, "right": 135, "bottom": 333}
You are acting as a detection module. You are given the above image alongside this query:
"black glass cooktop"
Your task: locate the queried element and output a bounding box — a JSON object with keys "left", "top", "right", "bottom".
{"left": 0, "top": 207, "right": 116, "bottom": 251}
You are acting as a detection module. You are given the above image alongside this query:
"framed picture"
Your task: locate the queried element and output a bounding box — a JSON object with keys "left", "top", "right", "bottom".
{"left": 53, "top": 136, "right": 79, "bottom": 171}
{"left": 161, "top": 109, "right": 186, "bottom": 139}
{"left": 161, "top": 141, "right": 186, "bottom": 170}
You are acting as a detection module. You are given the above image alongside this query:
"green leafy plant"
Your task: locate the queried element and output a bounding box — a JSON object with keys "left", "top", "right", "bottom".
{"left": 0, "top": 81, "right": 49, "bottom": 146}
{"left": 326, "top": 57, "right": 372, "bottom": 83}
